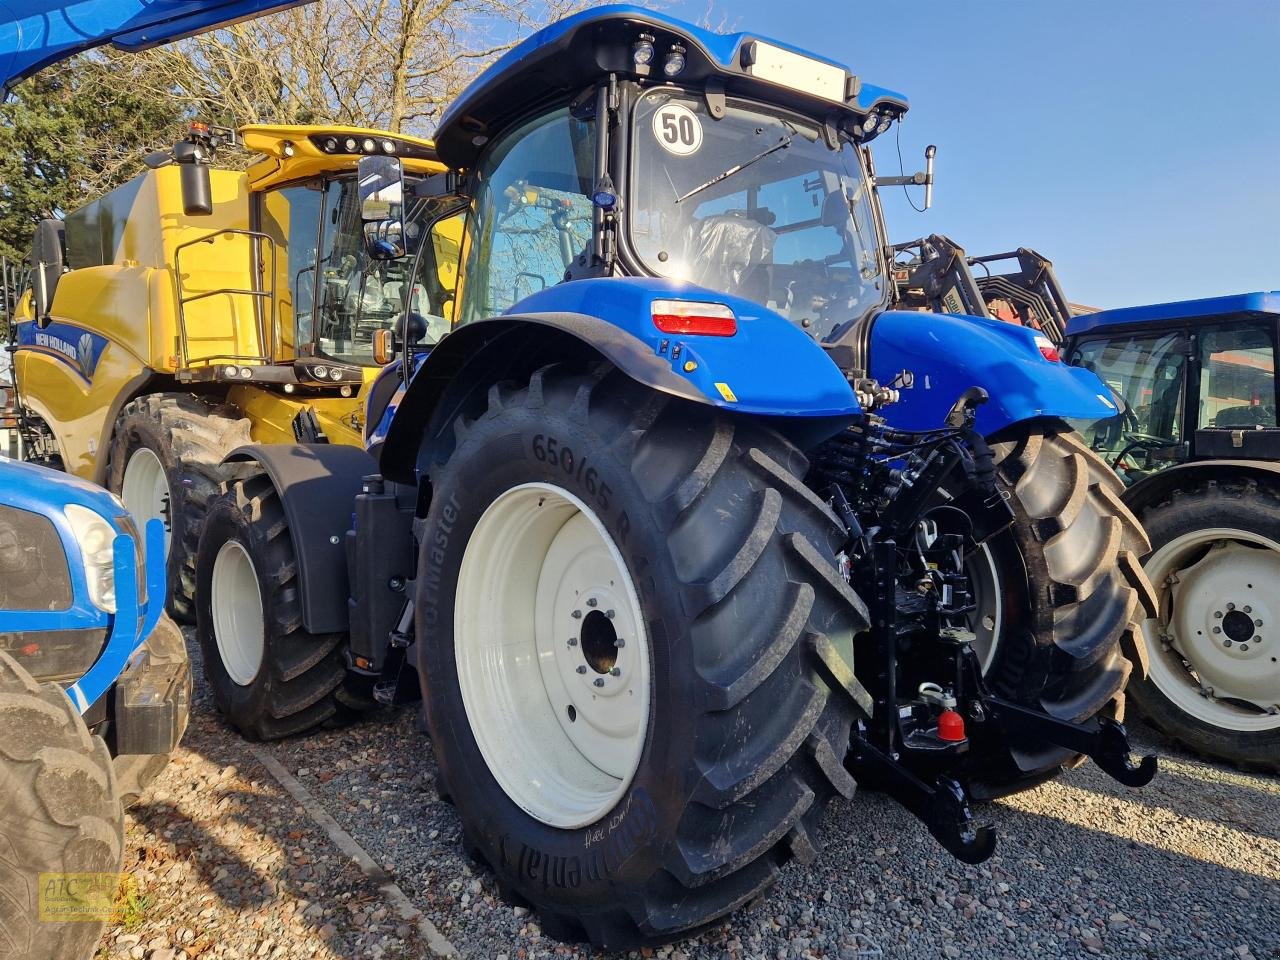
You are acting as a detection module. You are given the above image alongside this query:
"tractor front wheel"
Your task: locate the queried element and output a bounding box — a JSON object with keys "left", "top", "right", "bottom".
{"left": 417, "top": 363, "right": 870, "bottom": 948}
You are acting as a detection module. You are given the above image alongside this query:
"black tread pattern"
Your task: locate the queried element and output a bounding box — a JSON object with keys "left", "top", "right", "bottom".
{"left": 108, "top": 394, "right": 251, "bottom": 622}
{"left": 981, "top": 421, "right": 1156, "bottom": 791}
{"left": 0, "top": 652, "right": 123, "bottom": 960}
{"left": 198, "top": 474, "right": 357, "bottom": 741}
{"left": 1131, "top": 477, "right": 1280, "bottom": 773}
{"left": 430, "top": 363, "right": 871, "bottom": 947}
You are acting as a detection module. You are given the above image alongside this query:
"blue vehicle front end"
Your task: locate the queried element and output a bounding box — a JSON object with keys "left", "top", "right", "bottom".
{"left": 198, "top": 5, "right": 1158, "bottom": 949}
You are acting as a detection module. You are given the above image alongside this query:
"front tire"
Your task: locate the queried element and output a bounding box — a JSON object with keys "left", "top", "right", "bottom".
{"left": 1130, "top": 478, "right": 1280, "bottom": 771}
{"left": 417, "top": 364, "right": 870, "bottom": 948}
{"left": 108, "top": 394, "right": 251, "bottom": 622}
{"left": 0, "top": 653, "right": 123, "bottom": 960}
{"left": 195, "top": 472, "right": 365, "bottom": 740}
{"left": 960, "top": 422, "right": 1156, "bottom": 797}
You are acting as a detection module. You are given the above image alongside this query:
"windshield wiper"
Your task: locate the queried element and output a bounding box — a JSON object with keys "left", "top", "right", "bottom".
{"left": 674, "top": 126, "right": 795, "bottom": 204}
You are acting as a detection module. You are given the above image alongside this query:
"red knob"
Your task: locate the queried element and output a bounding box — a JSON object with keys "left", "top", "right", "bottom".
{"left": 938, "top": 708, "right": 966, "bottom": 742}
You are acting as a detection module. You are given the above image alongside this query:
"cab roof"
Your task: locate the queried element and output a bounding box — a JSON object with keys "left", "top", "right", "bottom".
{"left": 434, "top": 3, "right": 909, "bottom": 169}
{"left": 1067, "top": 291, "right": 1280, "bottom": 337}
{"left": 240, "top": 124, "right": 443, "bottom": 189}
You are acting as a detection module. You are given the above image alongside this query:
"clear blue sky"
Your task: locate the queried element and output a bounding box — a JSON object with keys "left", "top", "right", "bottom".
{"left": 670, "top": 0, "right": 1280, "bottom": 309}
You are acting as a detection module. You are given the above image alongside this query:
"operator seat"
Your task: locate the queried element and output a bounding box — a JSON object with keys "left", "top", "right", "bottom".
{"left": 687, "top": 211, "right": 776, "bottom": 303}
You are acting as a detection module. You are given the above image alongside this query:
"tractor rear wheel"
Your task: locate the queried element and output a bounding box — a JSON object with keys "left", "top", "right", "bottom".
{"left": 955, "top": 421, "right": 1156, "bottom": 798}
{"left": 108, "top": 394, "right": 251, "bottom": 623}
{"left": 416, "top": 363, "right": 870, "bottom": 949}
{"left": 0, "top": 652, "right": 123, "bottom": 960}
{"left": 195, "top": 472, "right": 368, "bottom": 740}
{"left": 1130, "top": 478, "right": 1280, "bottom": 772}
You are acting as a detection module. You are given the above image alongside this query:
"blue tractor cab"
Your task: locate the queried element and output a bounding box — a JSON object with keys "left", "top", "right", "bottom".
{"left": 1062, "top": 291, "right": 1280, "bottom": 771}
{"left": 197, "top": 6, "right": 1158, "bottom": 948}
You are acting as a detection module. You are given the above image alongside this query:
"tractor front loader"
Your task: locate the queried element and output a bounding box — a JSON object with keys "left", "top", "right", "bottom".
{"left": 10, "top": 123, "right": 459, "bottom": 635}
{"left": 192, "top": 5, "right": 1160, "bottom": 948}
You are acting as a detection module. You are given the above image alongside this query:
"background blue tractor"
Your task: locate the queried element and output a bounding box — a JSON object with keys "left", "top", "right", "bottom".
{"left": 1062, "top": 292, "right": 1280, "bottom": 772}
{"left": 193, "top": 5, "right": 1158, "bottom": 947}
{"left": 0, "top": 458, "right": 189, "bottom": 960}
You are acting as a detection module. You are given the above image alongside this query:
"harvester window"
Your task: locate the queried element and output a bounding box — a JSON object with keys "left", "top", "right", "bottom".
{"left": 1198, "top": 325, "right": 1277, "bottom": 429}
{"left": 457, "top": 108, "right": 595, "bottom": 325}
{"left": 258, "top": 183, "right": 323, "bottom": 358}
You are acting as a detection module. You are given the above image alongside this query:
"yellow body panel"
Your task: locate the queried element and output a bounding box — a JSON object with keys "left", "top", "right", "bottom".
{"left": 13, "top": 124, "right": 447, "bottom": 483}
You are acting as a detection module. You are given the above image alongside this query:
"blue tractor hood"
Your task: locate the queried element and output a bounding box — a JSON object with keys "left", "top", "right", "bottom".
{"left": 433, "top": 3, "right": 909, "bottom": 170}
{"left": 1, "top": 0, "right": 311, "bottom": 93}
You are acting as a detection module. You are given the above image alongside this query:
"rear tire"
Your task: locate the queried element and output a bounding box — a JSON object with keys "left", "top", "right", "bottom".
{"left": 1131, "top": 478, "right": 1280, "bottom": 772}
{"left": 0, "top": 652, "right": 123, "bottom": 960}
{"left": 962, "top": 422, "right": 1156, "bottom": 798}
{"left": 417, "top": 363, "right": 870, "bottom": 948}
{"left": 108, "top": 394, "right": 251, "bottom": 623}
{"left": 195, "top": 472, "right": 365, "bottom": 740}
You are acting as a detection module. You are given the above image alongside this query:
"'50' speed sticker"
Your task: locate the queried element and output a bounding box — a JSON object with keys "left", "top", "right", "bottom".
{"left": 652, "top": 103, "right": 703, "bottom": 156}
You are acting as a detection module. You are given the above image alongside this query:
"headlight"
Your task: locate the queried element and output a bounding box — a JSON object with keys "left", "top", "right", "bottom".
{"left": 64, "top": 504, "right": 118, "bottom": 613}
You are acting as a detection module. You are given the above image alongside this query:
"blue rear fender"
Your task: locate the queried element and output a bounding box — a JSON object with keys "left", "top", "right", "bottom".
{"left": 505, "top": 278, "right": 859, "bottom": 417}
{"left": 868, "top": 310, "right": 1117, "bottom": 435}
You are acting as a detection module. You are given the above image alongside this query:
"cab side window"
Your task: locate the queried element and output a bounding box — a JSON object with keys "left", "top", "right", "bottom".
{"left": 1198, "top": 325, "right": 1277, "bottom": 429}
{"left": 259, "top": 183, "right": 322, "bottom": 357}
{"left": 457, "top": 108, "right": 594, "bottom": 325}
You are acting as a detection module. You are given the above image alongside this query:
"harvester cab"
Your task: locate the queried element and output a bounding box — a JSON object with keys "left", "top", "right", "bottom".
{"left": 193, "top": 5, "right": 1159, "bottom": 948}
{"left": 10, "top": 121, "right": 457, "bottom": 620}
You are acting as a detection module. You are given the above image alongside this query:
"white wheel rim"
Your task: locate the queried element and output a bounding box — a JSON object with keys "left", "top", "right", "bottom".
{"left": 121, "top": 447, "right": 171, "bottom": 555}
{"left": 966, "top": 543, "right": 1003, "bottom": 674}
{"left": 211, "top": 540, "right": 266, "bottom": 687}
{"left": 1145, "top": 527, "right": 1280, "bottom": 732}
{"left": 454, "top": 482, "right": 651, "bottom": 828}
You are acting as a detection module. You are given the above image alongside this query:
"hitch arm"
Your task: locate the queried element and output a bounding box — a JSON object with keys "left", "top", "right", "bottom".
{"left": 986, "top": 698, "right": 1157, "bottom": 787}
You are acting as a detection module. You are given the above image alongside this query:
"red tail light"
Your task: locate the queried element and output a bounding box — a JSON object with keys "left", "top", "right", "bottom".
{"left": 651, "top": 299, "right": 737, "bottom": 337}
{"left": 1034, "top": 334, "right": 1061, "bottom": 363}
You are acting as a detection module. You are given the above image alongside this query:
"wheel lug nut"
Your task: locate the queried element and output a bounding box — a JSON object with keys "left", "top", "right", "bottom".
{"left": 1256, "top": 619, "right": 1264, "bottom": 627}
{"left": 587, "top": 597, "right": 598, "bottom": 608}
{"left": 1214, "top": 611, "right": 1224, "bottom": 619}
{"left": 614, "top": 638, "right": 626, "bottom": 648}
{"left": 593, "top": 678, "right": 605, "bottom": 688}
{"left": 1228, "top": 603, "right": 1236, "bottom": 611}
{"left": 567, "top": 638, "right": 578, "bottom": 647}
{"left": 1241, "top": 644, "right": 1250, "bottom": 652}
{"left": 605, "top": 609, "right": 615, "bottom": 619}
{"left": 1244, "top": 606, "right": 1253, "bottom": 614}
{"left": 610, "top": 667, "right": 621, "bottom": 676}
{"left": 1213, "top": 627, "right": 1222, "bottom": 634}
{"left": 1223, "top": 640, "right": 1233, "bottom": 648}
{"left": 576, "top": 665, "right": 587, "bottom": 674}
{"left": 571, "top": 610, "right": 582, "bottom": 619}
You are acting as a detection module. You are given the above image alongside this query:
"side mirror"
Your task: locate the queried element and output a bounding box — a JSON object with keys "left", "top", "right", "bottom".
{"left": 173, "top": 139, "right": 212, "bottom": 216}
{"left": 358, "top": 155, "right": 405, "bottom": 261}
{"left": 30, "top": 219, "right": 65, "bottom": 327}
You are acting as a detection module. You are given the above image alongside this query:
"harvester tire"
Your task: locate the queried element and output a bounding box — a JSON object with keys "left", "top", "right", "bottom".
{"left": 963, "top": 420, "right": 1156, "bottom": 798}
{"left": 108, "top": 394, "right": 251, "bottom": 623}
{"left": 1129, "top": 478, "right": 1280, "bottom": 772}
{"left": 0, "top": 652, "right": 123, "bottom": 960}
{"left": 416, "top": 362, "right": 870, "bottom": 949}
{"left": 195, "top": 472, "right": 366, "bottom": 740}
{"left": 112, "top": 614, "right": 192, "bottom": 807}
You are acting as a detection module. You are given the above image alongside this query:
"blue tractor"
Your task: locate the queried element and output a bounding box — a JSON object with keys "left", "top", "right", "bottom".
{"left": 0, "top": 458, "right": 189, "bottom": 960}
{"left": 193, "top": 6, "right": 1157, "bottom": 946}
{"left": 1062, "top": 292, "right": 1280, "bottom": 772}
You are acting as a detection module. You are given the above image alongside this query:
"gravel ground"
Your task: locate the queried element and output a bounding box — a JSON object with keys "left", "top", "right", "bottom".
{"left": 103, "top": 633, "right": 1280, "bottom": 960}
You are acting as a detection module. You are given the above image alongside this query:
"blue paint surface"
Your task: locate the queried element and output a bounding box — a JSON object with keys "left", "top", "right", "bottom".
{"left": 507, "top": 277, "right": 859, "bottom": 418}
{"left": 1067, "top": 291, "right": 1280, "bottom": 337}
{"left": 869, "top": 310, "right": 1117, "bottom": 435}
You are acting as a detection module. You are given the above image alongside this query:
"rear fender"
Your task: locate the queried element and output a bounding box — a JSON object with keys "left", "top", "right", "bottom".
{"left": 378, "top": 292, "right": 859, "bottom": 484}
{"left": 868, "top": 310, "right": 1117, "bottom": 436}
{"left": 222, "top": 444, "right": 377, "bottom": 634}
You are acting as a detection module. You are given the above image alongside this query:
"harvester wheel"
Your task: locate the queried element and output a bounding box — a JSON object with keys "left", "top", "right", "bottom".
{"left": 0, "top": 652, "right": 123, "bottom": 960}
{"left": 416, "top": 362, "right": 870, "bottom": 949}
{"left": 108, "top": 394, "right": 251, "bottom": 623}
{"left": 958, "top": 421, "right": 1156, "bottom": 798}
{"left": 194, "top": 472, "right": 364, "bottom": 740}
{"left": 1130, "top": 478, "right": 1280, "bottom": 772}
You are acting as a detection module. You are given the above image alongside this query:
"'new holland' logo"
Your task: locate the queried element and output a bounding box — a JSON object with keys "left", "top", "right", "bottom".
{"left": 15, "top": 321, "right": 109, "bottom": 382}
